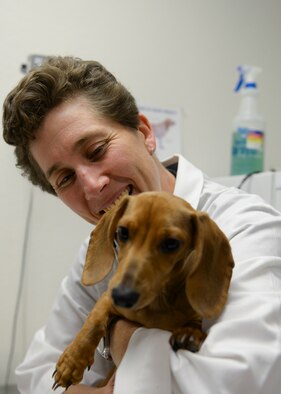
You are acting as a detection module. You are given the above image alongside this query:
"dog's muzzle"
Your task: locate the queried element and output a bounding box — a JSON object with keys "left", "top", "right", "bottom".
{"left": 111, "top": 285, "right": 139, "bottom": 308}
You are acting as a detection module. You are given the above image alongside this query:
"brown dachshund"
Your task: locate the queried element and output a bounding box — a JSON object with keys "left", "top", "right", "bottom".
{"left": 52, "top": 191, "right": 234, "bottom": 390}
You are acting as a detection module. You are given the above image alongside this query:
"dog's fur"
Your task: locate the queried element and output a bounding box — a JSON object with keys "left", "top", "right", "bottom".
{"left": 53, "top": 191, "right": 234, "bottom": 389}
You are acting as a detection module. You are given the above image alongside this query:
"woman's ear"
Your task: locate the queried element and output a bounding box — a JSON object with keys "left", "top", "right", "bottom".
{"left": 185, "top": 212, "right": 234, "bottom": 319}
{"left": 138, "top": 113, "right": 156, "bottom": 155}
{"left": 82, "top": 197, "right": 129, "bottom": 286}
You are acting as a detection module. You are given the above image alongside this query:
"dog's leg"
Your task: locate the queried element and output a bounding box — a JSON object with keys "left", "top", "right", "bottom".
{"left": 170, "top": 324, "right": 206, "bottom": 353}
{"left": 52, "top": 292, "right": 115, "bottom": 390}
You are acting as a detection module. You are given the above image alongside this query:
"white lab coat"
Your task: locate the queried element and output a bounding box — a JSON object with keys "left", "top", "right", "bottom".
{"left": 16, "top": 155, "right": 281, "bottom": 394}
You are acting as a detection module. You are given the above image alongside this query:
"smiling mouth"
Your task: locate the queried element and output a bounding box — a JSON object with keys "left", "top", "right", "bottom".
{"left": 99, "top": 185, "right": 133, "bottom": 215}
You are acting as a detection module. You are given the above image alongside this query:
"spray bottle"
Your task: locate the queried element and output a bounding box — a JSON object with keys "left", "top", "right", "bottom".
{"left": 230, "top": 65, "right": 265, "bottom": 175}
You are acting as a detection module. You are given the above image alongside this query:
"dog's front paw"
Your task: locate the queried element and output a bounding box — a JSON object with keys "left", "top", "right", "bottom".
{"left": 170, "top": 327, "right": 206, "bottom": 353}
{"left": 52, "top": 343, "right": 94, "bottom": 390}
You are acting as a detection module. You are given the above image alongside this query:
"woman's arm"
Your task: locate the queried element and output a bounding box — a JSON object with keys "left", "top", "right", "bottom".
{"left": 16, "top": 240, "right": 114, "bottom": 394}
{"left": 109, "top": 319, "right": 140, "bottom": 367}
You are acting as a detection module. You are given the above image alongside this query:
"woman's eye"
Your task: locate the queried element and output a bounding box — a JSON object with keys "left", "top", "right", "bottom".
{"left": 56, "top": 172, "right": 75, "bottom": 190}
{"left": 87, "top": 143, "right": 107, "bottom": 161}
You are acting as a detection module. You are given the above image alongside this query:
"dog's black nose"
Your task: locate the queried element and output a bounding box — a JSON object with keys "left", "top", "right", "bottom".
{"left": 112, "top": 286, "right": 139, "bottom": 308}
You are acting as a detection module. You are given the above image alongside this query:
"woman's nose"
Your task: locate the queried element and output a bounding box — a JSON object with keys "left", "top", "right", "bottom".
{"left": 77, "top": 166, "right": 109, "bottom": 200}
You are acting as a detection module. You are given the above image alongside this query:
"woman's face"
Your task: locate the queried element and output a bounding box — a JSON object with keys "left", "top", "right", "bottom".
{"left": 30, "top": 96, "right": 174, "bottom": 224}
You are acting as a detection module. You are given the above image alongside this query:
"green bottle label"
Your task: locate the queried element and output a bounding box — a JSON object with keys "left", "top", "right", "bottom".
{"left": 231, "top": 128, "right": 264, "bottom": 175}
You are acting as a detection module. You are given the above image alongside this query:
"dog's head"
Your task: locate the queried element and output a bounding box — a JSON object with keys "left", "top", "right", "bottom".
{"left": 82, "top": 192, "right": 234, "bottom": 319}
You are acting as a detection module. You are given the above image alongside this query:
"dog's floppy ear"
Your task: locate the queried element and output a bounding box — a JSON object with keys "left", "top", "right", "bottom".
{"left": 186, "top": 212, "right": 234, "bottom": 319}
{"left": 82, "top": 196, "right": 130, "bottom": 286}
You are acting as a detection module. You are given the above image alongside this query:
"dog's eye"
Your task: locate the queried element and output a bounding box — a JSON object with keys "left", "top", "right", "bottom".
{"left": 116, "top": 226, "right": 129, "bottom": 243}
{"left": 160, "top": 238, "right": 181, "bottom": 253}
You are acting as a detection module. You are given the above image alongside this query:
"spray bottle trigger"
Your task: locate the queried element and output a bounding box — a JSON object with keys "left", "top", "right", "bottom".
{"left": 234, "top": 66, "right": 244, "bottom": 92}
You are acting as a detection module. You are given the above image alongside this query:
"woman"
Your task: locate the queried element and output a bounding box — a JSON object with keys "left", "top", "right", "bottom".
{"left": 3, "top": 56, "right": 281, "bottom": 394}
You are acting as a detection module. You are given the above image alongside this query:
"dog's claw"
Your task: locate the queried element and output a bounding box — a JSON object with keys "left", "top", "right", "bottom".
{"left": 170, "top": 327, "right": 206, "bottom": 353}
{"left": 52, "top": 381, "right": 61, "bottom": 391}
{"left": 171, "top": 337, "right": 198, "bottom": 352}
{"left": 52, "top": 345, "right": 95, "bottom": 390}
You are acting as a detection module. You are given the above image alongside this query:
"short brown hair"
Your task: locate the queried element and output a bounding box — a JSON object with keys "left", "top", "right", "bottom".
{"left": 2, "top": 56, "right": 139, "bottom": 195}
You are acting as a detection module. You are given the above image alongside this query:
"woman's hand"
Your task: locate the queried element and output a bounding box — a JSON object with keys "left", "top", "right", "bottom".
{"left": 64, "top": 372, "right": 115, "bottom": 393}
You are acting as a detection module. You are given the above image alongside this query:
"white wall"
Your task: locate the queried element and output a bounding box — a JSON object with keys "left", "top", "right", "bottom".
{"left": 1, "top": 0, "right": 281, "bottom": 385}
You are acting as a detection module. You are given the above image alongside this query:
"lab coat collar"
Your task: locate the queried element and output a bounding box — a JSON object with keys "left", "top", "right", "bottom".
{"left": 162, "top": 154, "right": 204, "bottom": 210}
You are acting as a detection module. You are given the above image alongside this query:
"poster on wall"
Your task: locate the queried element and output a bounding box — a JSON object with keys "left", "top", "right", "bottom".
{"left": 138, "top": 105, "right": 183, "bottom": 161}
